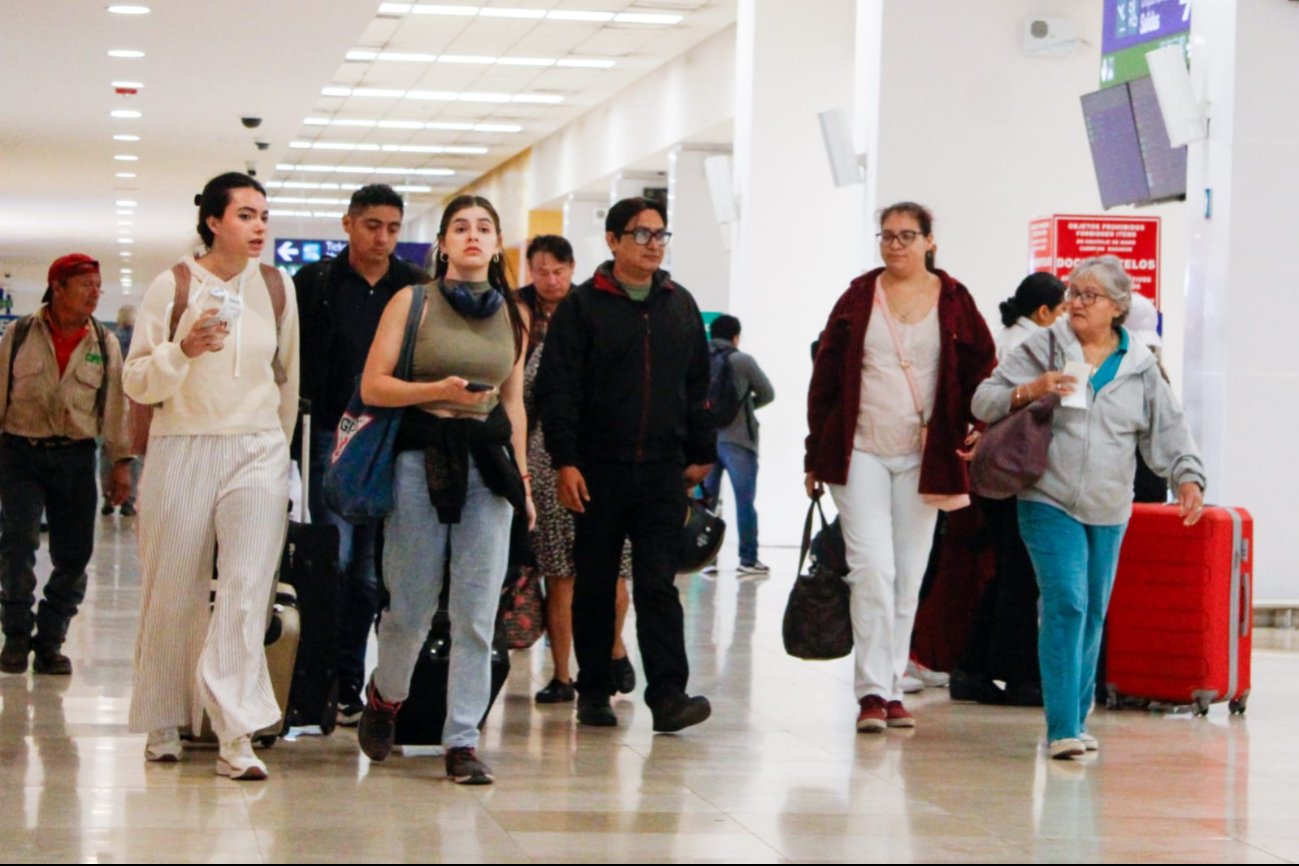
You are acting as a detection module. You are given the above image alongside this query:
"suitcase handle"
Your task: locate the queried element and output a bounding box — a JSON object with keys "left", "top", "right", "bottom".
{"left": 1240, "top": 550, "right": 1252, "bottom": 638}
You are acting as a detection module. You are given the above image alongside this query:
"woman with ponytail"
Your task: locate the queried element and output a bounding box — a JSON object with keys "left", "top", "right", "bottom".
{"left": 354, "top": 195, "right": 531, "bottom": 785}
{"left": 997, "top": 272, "right": 1066, "bottom": 359}
{"left": 126, "top": 172, "right": 299, "bottom": 780}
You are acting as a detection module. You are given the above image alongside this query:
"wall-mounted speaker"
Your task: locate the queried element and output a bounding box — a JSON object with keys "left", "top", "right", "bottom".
{"left": 818, "top": 109, "right": 864, "bottom": 188}
{"left": 1145, "top": 43, "right": 1208, "bottom": 147}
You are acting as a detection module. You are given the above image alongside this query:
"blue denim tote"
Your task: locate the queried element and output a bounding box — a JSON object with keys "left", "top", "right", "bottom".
{"left": 323, "top": 284, "right": 425, "bottom": 523}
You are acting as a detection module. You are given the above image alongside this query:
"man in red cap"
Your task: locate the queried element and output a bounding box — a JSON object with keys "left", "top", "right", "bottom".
{"left": 0, "top": 254, "right": 133, "bottom": 675}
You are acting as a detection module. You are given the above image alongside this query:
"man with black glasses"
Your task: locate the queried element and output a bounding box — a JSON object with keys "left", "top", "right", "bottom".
{"left": 537, "top": 197, "right": 716, "bottom": 732}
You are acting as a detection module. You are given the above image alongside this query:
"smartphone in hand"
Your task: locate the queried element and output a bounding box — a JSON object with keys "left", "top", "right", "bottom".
{"left": 465, "top": 382, "right": 494, "bottom": 393}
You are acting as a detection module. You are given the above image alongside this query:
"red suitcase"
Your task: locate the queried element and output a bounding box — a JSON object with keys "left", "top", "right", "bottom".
{"left": 1105, "top": 504, "right": 1252, "bottom": 716}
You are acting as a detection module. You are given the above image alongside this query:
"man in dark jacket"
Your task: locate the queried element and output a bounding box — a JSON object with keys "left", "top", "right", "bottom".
{"left": 536, "top": 197, "right": 716, "bottom": 732}
{"left": 292, "top": 184, "right": 427, "bottom": 724}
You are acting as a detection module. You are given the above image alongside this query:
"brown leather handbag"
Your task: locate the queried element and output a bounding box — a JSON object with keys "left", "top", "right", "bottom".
{"left": 970, "top": 332, "right": 1059, "bottom": 500}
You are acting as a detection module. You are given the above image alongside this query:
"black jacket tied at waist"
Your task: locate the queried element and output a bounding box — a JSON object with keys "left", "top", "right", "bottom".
{"left": 395, "top": 404, "right": 524, "bottom": 523}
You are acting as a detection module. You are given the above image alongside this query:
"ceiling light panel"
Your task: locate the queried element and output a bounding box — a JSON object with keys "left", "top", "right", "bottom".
{"left": 276, "top": 163, "right": 457, "bottom": 177}
{"left": 108, "top": 49, "right": 145, "bottom": 58}
{"left": 111, "top": 110, "right": 142, "bottom": 119}
{"left": 107, "top": 5, "right": 151, "bottom": 14}
{"left": 375, "top": 4, "right": 682, "bottom": 24}
{"left": 321, "top": 86, "right": 562, "bottom": 104}
{"left": 267, "top": 181, "right": 435, "bottom": 193}
{"left": 303, "top": 117, "right": 522, "bottom": 133}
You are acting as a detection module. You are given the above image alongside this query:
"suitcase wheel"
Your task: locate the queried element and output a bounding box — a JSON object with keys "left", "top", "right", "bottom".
{"left": 1193, "top": 696, "right": 1213, "bottom": 717}
{"left": 1104, "top": 686, "right": 1119, "bottom": 711}
{"left": 256, "top": 735, "right": 278, "bottom": 749}
{"left": 1229, "top": 697, "right": 1248, "bottom": 715}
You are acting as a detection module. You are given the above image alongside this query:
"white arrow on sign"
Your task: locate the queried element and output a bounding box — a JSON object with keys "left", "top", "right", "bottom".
{"left": 277, "top": 241, "right": 300, "bottom": 261}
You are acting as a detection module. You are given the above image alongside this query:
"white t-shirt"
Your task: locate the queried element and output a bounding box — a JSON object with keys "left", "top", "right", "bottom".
{"left": 997, "top": 317, "right": 1041, "bottom": 361}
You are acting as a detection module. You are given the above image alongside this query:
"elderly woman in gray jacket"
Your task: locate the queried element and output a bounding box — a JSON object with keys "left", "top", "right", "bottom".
{"left": 972, "top": 255, "right": 1206, "bottom": 760}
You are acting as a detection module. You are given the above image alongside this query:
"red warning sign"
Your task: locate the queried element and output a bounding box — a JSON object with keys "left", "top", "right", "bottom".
{"left": 1029, "top": 214, "right": 1160, "bottom": 305}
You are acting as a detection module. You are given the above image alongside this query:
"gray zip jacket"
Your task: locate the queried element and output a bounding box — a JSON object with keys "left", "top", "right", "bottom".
{"left": 972, "top": 317, "right": 1206, "bottom": 526}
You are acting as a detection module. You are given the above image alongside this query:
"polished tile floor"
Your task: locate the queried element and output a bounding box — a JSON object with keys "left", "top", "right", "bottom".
{"left": 2, "top": 517, "right": 1298, "bottom": 864}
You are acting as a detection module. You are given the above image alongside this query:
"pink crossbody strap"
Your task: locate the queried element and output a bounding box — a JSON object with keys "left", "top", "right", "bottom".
{"left": 874, "top": 286, "right": 927, "bottom": 429}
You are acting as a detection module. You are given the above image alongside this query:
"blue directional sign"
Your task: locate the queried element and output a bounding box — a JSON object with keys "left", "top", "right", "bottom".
{"left": 274, "top": 239, "right": 432, "bottom": 272}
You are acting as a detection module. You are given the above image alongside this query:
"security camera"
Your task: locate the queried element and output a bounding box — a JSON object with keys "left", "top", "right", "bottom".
{"left": 254, "top": 140, "right": 271, "bottom": 151}
{"left": 241, "top": 116, "right": 263, "bottom": 129}
{"left": 245, "top": 160, "right": 259, "bottom": 177}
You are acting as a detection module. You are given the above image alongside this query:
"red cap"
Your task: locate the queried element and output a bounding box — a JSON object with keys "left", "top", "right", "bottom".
{"left": 44, "top": 253, "right": 100, "bottom": 303}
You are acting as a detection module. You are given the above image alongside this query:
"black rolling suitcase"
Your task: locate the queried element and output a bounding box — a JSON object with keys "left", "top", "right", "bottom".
{"left": 283, "top": 399, "right": 345, "bottom": 733}
{"left": 393, "top": 577, "right": 511, "bottom": 747}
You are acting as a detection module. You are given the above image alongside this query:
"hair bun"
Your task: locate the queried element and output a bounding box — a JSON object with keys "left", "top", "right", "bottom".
{"left": 193, "top": 193, "right": 203, "bottom": 206}
{"left": 998, "top": 298, "right": 1020, "bottom": 328}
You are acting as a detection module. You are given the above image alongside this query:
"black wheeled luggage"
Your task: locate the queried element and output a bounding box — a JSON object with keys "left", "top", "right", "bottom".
{"left": 283, "top": 399, "right": 344, "bottom": 733}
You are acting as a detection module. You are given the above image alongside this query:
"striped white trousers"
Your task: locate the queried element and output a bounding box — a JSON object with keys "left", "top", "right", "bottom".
{"left": 128, "top": 432, "right": 288, "bottom": 742}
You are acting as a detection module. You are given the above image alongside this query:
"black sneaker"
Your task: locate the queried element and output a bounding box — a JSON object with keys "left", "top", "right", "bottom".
{"left": 576, "top": 695, "right": 618, "bottom": 727}
{"left": 0, "top": 637, "right": 29, "bottom": 674}
{"left": 650, "top": 693, "right": 711, "bottom": 733}
{"left": 100, "top": 501, "right": 115, "bottom": 516}
{"left": 446, "top": 746, "right": 494, "bottom": 785}
{"left": 357, "top": 679, "right": 400, "bottom": 761}
{"left": 611, "top": 656, "right": 636, "bottom": 695}
{"left": 535, "top": 678, "right": 576, "bottom": 704}
{"left": 32, "top": 648, "right": 72, "bottom": 676}
{"left": 1004, "top": 680, "right": 1044, "bottom": 707}
{"left": 119, "top": 501, "right": 137, "bottom": 518}
{"left": 948, "top": 669, "right": 1005, "bottom": 705}
{"left": 337, "top": 699, "right": 364, "bottom": 727}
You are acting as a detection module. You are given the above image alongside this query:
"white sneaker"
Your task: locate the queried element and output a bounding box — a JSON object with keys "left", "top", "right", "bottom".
{"left": 1049, "top": 738, "right": 1086, "bottom": 760}
{"left": 144, "top": 727, "right": 182, "bottom": 763}
{"left": 900, "top": 675, "right": 924, "bottom": 694}
{"left": 217, "top": 734, "right": 268, "bottom": 781}
{"left": 701, "top": 564, "right": 719, "bottom": 575}
{"left": 737, "top": 561, "right": 770, "bottom": 575}
{"left": 906, "top": 659, "right": 950, "bottom": 689}
{"left": 1079, "top": 732, "right": 1099, "bottom": 752}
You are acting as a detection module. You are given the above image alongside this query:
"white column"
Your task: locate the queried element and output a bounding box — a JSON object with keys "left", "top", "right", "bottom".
{"left": 562, "top": 193, "right": 611, "bottom": 280}
{"left": 668, "top": 145, "right": 733, "bottom": 313}
{"left": 1183, "top": 0, "right": 1299, "bottom": 601}
{"left": 729, "top": 0, "right": 874, "bottom": 545}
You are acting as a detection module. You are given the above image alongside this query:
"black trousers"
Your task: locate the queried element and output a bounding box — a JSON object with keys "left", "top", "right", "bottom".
{"left": 573, "top": 462, "right": 688, "bottom": 706}
{"left": 0, "top": 438, "right": 98, "bottom": 649}
{"left": 958, "top": 496, "right": 1041, "bottom": 684}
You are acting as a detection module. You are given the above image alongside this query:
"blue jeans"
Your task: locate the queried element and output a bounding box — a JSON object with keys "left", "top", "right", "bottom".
{"left": 374, "top": 451, "right": 512, "bottom": 749}
{"left": 1017, "top": 500, "right": 1128, "bottom": 742}
{"left": 309, "top": 427, "right": 380, "bottom": 700}
{"left": 703, "top": 442, "right": 759, "bottom": 564}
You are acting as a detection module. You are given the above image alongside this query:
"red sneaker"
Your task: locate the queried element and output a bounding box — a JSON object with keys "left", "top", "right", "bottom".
{"left": 856, "top": 695, "right": 888, "bottom": 733}
{"left": 886, "top": 700, "right": 915, "bottom": 728}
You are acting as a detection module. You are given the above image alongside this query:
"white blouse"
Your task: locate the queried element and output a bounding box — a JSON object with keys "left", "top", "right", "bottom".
{"left": 854, "top": 305, "right": 941, "bottom": 458}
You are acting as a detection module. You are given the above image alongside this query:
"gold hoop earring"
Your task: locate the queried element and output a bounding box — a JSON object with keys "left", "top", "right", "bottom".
{"left": 493, "top": 252, "right": 501, "bottom": 263}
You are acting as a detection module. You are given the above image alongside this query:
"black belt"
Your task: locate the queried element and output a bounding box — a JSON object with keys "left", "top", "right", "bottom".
{"left": 2, "top": 433, "right": 94, "bottom": 449}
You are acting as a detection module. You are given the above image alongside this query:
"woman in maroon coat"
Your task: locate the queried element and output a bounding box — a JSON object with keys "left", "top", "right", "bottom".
{"left": 805, "top": 202, "right": 996, "bottom": 733}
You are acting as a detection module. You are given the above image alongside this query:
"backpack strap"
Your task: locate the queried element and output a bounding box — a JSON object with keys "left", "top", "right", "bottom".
{"left": 91, "top": 320, "right": 110, "bottom": 421}
{"left": 5, "top": 315, "right": 37, "bottom": 405}
{"left": 260, "top": 264, "right": 288, "bottom": 385}
{"left": 260, "top": 264, "right": 287, "bottom": 328}
{"left": 167, "top": 263, "right": 191, "bottom": 341}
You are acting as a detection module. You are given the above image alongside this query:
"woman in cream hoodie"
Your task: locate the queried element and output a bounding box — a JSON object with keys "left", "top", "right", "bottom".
{"left": 124, "top": 172, "right": 299, "bottom": 781}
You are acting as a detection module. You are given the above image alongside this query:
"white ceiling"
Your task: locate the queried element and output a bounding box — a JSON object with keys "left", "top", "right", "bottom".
{"left": 0, "top": 0, "right": 735, "bottom": 309}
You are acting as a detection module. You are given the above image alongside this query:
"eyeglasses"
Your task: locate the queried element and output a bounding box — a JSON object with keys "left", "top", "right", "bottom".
{"left": 618, "top": 228, "right": 672, "bottom": 246}
{"left": 876, "top": 230, "right": 924, "bottom": 248}
{"left": 1066, "top": 288, "right": 1108, "bottom": 306}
